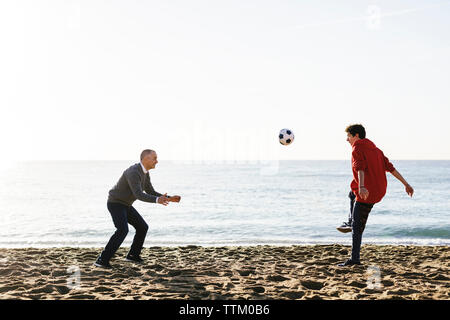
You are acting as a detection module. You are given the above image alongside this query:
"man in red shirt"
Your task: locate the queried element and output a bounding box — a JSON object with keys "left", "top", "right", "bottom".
{"left": 337, "top": 124, "right": 414, "bottom": 266}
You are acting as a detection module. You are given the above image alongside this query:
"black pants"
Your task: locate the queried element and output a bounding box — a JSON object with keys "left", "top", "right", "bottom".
{"left": 348, "top": 191, "right": 374, "bottom": 262}
{"left": 99, "top": 202, "right": 149, "bottom": 263}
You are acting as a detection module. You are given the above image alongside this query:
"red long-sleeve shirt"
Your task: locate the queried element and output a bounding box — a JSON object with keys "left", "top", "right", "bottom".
{"left": 350, "top": 138, "right": 395, "bottom": 204}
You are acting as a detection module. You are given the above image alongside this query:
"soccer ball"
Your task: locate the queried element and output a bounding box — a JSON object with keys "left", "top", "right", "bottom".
{"left": 279, "top": 128, "right": 294, "bottom": 145}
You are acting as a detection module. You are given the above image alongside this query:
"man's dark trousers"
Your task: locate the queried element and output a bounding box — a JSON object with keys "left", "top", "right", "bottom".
{"left": 348, "top": 191, "right": 374, "bottom": 262}
{"left": 99, "top": 202, "right": 149, "bottom": 263}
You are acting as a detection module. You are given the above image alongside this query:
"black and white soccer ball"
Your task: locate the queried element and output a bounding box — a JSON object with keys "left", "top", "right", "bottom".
{"left": 279, "top": 128, "right": 294, "bottom": 145}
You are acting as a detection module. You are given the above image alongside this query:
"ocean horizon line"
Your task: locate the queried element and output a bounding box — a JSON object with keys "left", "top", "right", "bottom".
{"left": 5, "top": 159, "right": 450, "bottom": 163}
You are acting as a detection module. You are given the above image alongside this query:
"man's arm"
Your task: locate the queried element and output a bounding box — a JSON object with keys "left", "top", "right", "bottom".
{"left": 126, "top": 171, "right": 169, "bottom": 205}
{"left": 144, "top": 175, "right": 181, "bottom": 203}
{"left": 390, "top": 169, "right": 414, "bottom": 197}
{"left": 144, "top": 176, "right": 163, "bottom": 197}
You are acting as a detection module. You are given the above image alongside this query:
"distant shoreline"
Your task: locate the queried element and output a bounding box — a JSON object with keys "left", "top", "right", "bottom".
{"left": 1, "top": 238, "right": 449, "bottom": 248}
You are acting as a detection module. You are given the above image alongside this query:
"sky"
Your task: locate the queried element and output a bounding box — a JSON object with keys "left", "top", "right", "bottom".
{"left": 1, "top": 0, "right": 449, "bottom": 162}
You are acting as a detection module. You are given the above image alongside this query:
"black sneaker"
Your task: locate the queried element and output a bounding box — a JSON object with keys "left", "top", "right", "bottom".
{"left": 337, "top": 259, "right": 361, "bottom": 267}
{"left": 126, "top": 254, "right": 144, "bottom": 264}
{"left": 337, "top": 222, "right": 352, "bottom": 233}
{"left": 93, "top": 257, "right": 113, "bottom": 269}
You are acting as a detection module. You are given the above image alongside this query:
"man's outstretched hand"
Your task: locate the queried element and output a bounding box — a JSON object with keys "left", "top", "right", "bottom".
{"left": 157, "top": 194, "right": 181, "bottom": 205}
{"left": 157, "top": 194, "right": 170, "bottom": 206}
{"left": 405, "top": 184, "right": 414, "bottom": 197}
{"left": 169, "top": 195, "right": 181, "bottom": 203}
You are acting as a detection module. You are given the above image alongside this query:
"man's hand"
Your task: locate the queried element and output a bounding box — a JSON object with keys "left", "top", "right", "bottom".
{"left": 359, "top": 186, "right": 369, "bottom": 201}
{"left": 157, "top": 194, "right": 170, "bottom": 206}
{"left": 405, "top": 184, "right": 414, "bottom": 197}
{"left": 169, "top": 195, "right": 181, "bottom": 203}
{"left": 391, "top": 170, "right": 414, "bottom": 198}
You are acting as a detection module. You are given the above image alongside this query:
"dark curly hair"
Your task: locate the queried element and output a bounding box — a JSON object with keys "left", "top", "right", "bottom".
{"left": 345, "top": 124, "right": 366, "bottom": 139}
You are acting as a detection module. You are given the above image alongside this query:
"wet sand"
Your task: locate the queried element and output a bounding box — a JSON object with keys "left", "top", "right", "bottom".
{"left": 0, "top": 245, "right": 448, "bottom": 300}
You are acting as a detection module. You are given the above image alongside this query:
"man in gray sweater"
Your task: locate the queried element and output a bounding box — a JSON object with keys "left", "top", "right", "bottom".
{"left": 94, "top": 149, "right": 181, "bottom": 268}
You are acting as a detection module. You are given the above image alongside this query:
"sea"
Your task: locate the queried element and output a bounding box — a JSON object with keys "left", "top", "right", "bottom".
{"left": 0, "top": 160, "right": 449, "bottom": 247}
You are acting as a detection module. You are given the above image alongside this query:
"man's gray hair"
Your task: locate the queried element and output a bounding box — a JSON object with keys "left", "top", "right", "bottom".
{"left": 140, "top": 149, "right": 155, "bottom": 161}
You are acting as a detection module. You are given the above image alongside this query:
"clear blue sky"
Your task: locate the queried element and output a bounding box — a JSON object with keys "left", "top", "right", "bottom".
{"left": 1, "top": 0, "right": 449, "bottom": 162}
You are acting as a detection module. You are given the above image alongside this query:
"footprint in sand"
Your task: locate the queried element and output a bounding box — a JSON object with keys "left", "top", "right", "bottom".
{"left": 237, "top": 270, "right": 255, "bottom": 276}
{"left": 280, "top": 291, "right": 305, "bottom": 299}
{"left": 333, "top": 268, "right": 351, "bottom": 274}
{"left": 89, "top": 269, "right": 113, "bottom": 276}
{"left": 387, "top": 288, "right": 421, "bottom": 295}
{"left": 401, "top": 271, "right": 423, "bottom": 278}
{"left": 223, "top": 282, "right": 235, "bottom": 289}
{"left": 68, "top": 294, "right": 97, "bottom": 299}
{"left": 300, "top": 280, "right": 324, "bottom": 290}
{"left": 250, "top": 286, "right": 265, "bottom": 294}
{"left": 125, "top": 269, "right": 142, "bottom": 277}
{"left": 0, "top": 268, "right": 15, "bottom": 276}
{"left": 167, "top": 270, "right": 182, "bottom": 277}
{"left": 29, "top": 285, "right": 56, "bottom": 294}
{"left": 93, "top": 286, "right": 115, "bottom": 293}
{"left": 147, "top": 264, "right": 164, "bottom": 271}
{"left": 431, "top": 274, "right": 448, "bottom": 281}
{"left": 55, "top": 285, "right": 70, "bottom": 295}
{"left": 363, "top": 288, "right": 383, "bottom": 294}
{"left": 381, "top": 279, "right": 394, "bottom": 287}
{"left": 220, "top": 271, "right": 234, "bottom": 277}
{"left": 0, "top": 285, "right": 20, "bottom": 294}
{"left": 201, "top": 270, "right": 220, "bottom": 277}
{"left": 348, "top": 281, "right": 367, "bottom": 289}
{"left": 266, "top": 275, "right": 289, "bottom": 282}
{"left": 51, "top": 270, "right": 68, "bottom": 277}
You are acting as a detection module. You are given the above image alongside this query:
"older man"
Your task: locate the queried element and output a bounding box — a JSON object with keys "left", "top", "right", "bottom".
{"left": 94, "top": 149, "right": 181, "bottom": 268}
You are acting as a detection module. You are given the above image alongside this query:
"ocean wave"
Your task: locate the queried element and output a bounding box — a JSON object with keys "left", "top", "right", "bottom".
{"left": 0, "top": 237, "right": 448, "bottom": 248}
{"left": 380, "top": 227, "right": 450, "bottom": 238}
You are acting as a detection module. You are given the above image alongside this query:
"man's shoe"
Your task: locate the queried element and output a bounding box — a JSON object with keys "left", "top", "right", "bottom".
{"left": 337, "top": 222, "right": 352, "bottom": 233}
{"left": 337, "top": 259, "right": 361, "bottom": 267}
{"left": 126, "top": 254, "right": 144, "bottom": 263}
{"left": 93, "top": 257, "right": 113, "bottom": 269}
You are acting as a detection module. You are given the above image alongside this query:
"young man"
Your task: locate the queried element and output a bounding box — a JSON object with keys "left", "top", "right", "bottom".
{"left": 94, "top": 149, "right": 181, "bottom": 268}
{"left": 337, "top": 124, "right": 414, "bottom": 266}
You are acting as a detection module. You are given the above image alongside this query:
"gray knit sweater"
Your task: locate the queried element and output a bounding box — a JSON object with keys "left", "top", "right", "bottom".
{"left": 108, "top": 163, "right": 162, "bottom": 206}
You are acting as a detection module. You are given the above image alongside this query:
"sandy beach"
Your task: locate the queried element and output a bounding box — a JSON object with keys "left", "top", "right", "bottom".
{"left": 0, "top": 245, "right": 448, "bottom": 300}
